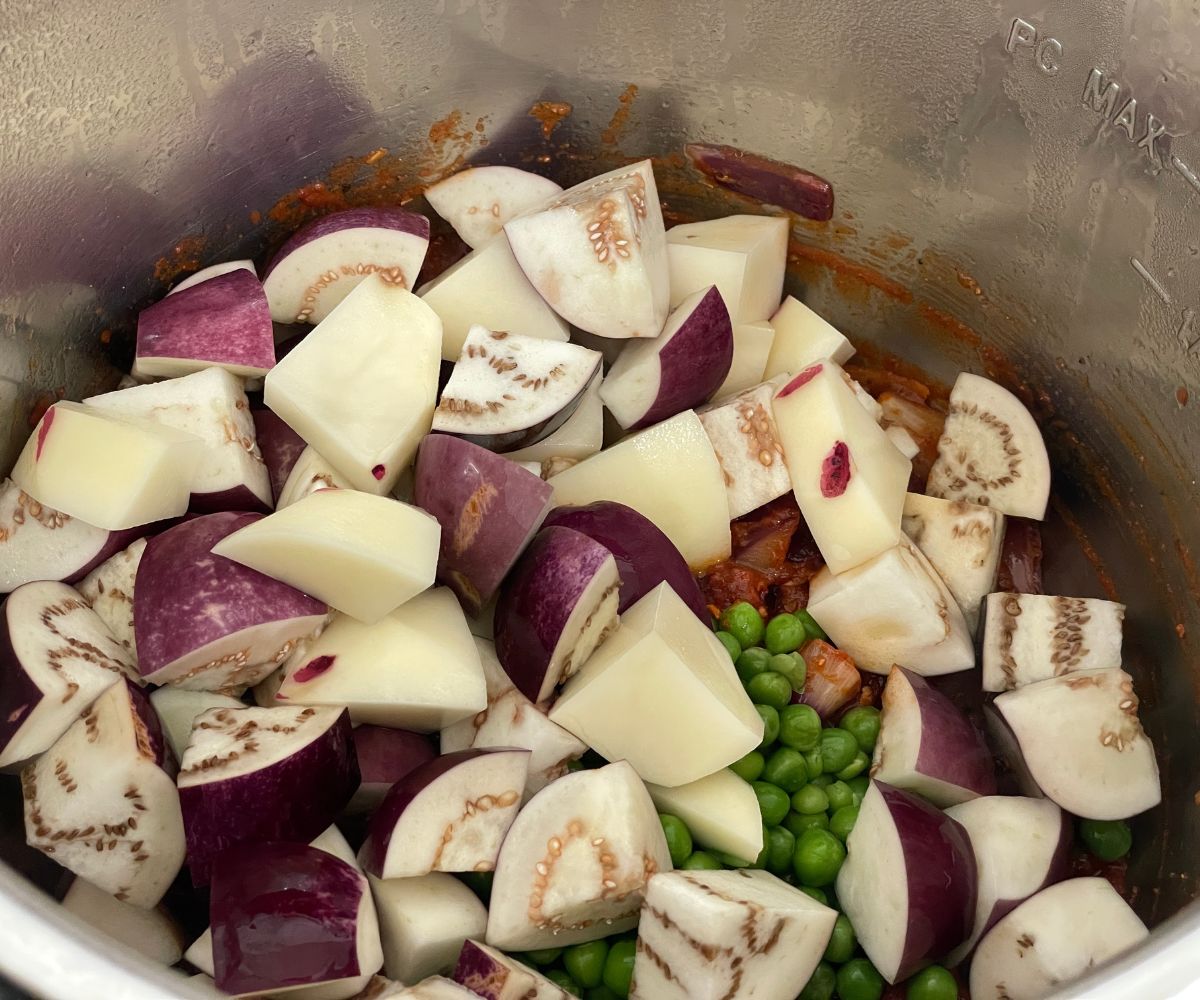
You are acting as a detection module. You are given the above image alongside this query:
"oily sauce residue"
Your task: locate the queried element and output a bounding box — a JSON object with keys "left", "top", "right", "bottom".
{"left": 152, "top": 234, "right": 208, "bottom": 285}
{"left": 529, "top": 101, "right": 573, "bottom": 140}
{"left": 600, "top": 83, "right": 638, "bottom": 145}
{"left": 788, "top": 239, "right": 913, "bottom": 304}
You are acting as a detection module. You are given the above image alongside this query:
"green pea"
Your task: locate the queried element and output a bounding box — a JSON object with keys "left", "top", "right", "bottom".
{"left": 847, "top": 774, "right": 870, "bottom": 805}
{"left": 715, "top": 630, "right": 742, "bottom": 662}
{"left": 747, "top": 670, "right": 792, "bottom": 710}
{"left": 825, "top": 780, "right": 854, "bottom": 813}
{"left": 544, "top": 969, "right": 581, "bottom": 994}
{"left": 779, "top": 703, "right": 822, "bottom": 751}
{"left": 765, "top": 613, "right": 807, "bottom": 654}
{"left": 586, "top": 989, "right": 621, "bottom": 1000}
{"left": 794, "top": 608, "right": 828, "bottom": 642}
{"left": 906, "top": 964, "right": 958, "bottom": 1000}
{"left": 752, "top": 781, "right": 792, "bottom": 827}
{"left": 768, "top": 652, "right": 806, "bottom": 692}
{"left": 755, "top": 704, "right": 780, "bottom": 748}
{"left": 563, "top": 939, "right": 609, "bottom": 989}
{"left": 784, "top": 810, "right": 829, "bottom": 837}
{"left": 720, "top": 602, "right": 765, "bottom": 649}
{"left": 797, "top": 961, "right": 837, "bottom": 1000}
{"left": 798, "top": 885, "right": 829, "bottom": 906}
{"left": 457, "top": 870, "right": 493, "bottom": 903}
{"left": 823, "top": 913, "right": 857, "bottom": 963}
{"left": 730, "top": 749, "right": 766, "bottom": 783}
{"left": 830, "top": 804, "right": 860, "bottom": 842}
{"left": 837, "top": 750, "right": 870, "bottom": 781}
{"left": 765, "top": 824, "right": 796, "bottom": 876}
{"left": 602, "top": 938, "right": 637, "bottom": 998}
{"left": 839, "top": 705, "right": 882, "bottom": 753}
{"left": 681, "top": 850, "right": 723, "bottom": 870}
{"left": 736, "top": 646, "right": 772, "bottom": 682}
{"left": 1079, "top": 819, "right": 1133, "bottom": 862}
{"left": 791, "top": 784, "right": 830, "bottom": 815}
{"left": 793, "top": 827, "right": 847, "bottom": 887}
{"left": 524, "top": 947, "right": 563, "bottom": 966}
{"left": 820, "top": 727, "right": 859, "bottom": 774}
{"left": 803, "top": 748, "right": 824, "bottom": 779}
{"left": 659, "top": 813, "right": 694, "bottom": 867}
{"left": 762, "top": 747, "right": 809, "bottom": 794}
{"left": 837, "top": 958, "right": 885, "bottom": 1000}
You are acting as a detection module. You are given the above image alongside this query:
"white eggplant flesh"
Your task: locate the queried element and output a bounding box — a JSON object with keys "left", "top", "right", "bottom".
{"left": 992, "top": 668, "right": 1161, "bottom": 820}
{"left": 927, "top": 372, "right": 1051, "bottom": 520}
{"left": 432, "top": 326, "right": 601, "bottom": 453}
{"left": 902, "top": 493, "right": 1004, "bottom": 633}
{"left": 698, "top": 377, "right": 791, "bottom": 520}
{"left": 358, "top": 748, "right": 529, "bottom": 879}
{"left": 148, "top": 686, "right": 244, "bottom": 763}
{"left": 504, "top": 159, "right": 669, "bottom": 340}
{"left": 485, "top": 761, "right": 671, "bottom": 950}
{"left": 62, "top": 877, "right": 185, "bottom": 966}
{"left": 630, "top": 869, "right": 837, "bottom": 1000}
{"left": 0, "top": 581, "right": 137, "bottom": 769}
{"left": 21, "top": 680, "right": 184, "bottom": 907}
{"left": 549, "top": 583, "right": 763, "bottom": 787}
{"left": 440, "top": 638, "right": 585, "bottom": 797}
{"left": 969, "top": 878, "right": 1148, "bottom": 1000}
{"left": 981, "top": 592, "right": 1125, "bottom": 692}
{"left": 0, "top": 478, "right": 145, "bottom": 595}
{"left": 76, "top": 537, "right": 145, "bottom": 659}
{"left": 504, "top": 377, "right": 604, "bottom": 465}
{"left": 943, "top": 796, "right": 1072, "bottom": 966}
{"left": 425, "top": 166, "right": 562, "bottom": 249}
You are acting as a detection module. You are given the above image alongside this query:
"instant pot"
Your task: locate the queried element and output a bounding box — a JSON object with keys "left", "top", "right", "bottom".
{"left": 0, "top": 0, "right": 1197, "bottom": 996}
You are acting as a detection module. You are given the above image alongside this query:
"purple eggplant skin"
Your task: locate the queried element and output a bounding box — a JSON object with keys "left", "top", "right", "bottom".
{"left": 543, "top": 501, "right": 709, "bottom": 622}
{"left": 0, "top": 598, "right": 49, "bottom": 755}
{"left": 633, "top": 286, "right": 733, "bottom": 430}
{"left": 349, "top": 724, "right": 437, "bottom": 813}
{"left": 180, "top": 708, "right": 359, "bottom": 886}
{"left": 453, "top": 940, "right": 526, "bottom": 1000}
{"left": 134, "top": 512, "right": 327, "bottom": 681}
{"left": 189, "top": 484, "right": 272, "bottom": 517}
{"left": 354, "top": 725, "right": 437, "bottom": 786}
{"left": 413, "top": 434, "right": 554, "bottom": 616}
{"left": 251, "top": 408, "right": 307, "bottom": 503}
{"left": 358, "top": 748, "right": 492, "bottom": 877}
{"left": 879, "top": 781, "right": 978, "bottom": 980}
{"left": 685, "top": 143, "right": 835, "bottom": 222}
{"left": 136, "top": 269, "right": 276, "bottom": 371}
{"left": 125, "top": 679, "right": 176, "bottom": 776}
{"left": 894, "top": 667, "right": 996, "bottom": 799}
{"left": 263, "top": 208, "right": 430, "bottom": 278}
{"left": 492, "top": 526, "right": 614, "bottom": 704}
{"left": 210, "top": 841, "right": 366, "bottom": 996}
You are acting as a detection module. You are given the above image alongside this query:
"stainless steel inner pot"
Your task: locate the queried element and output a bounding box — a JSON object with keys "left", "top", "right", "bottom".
{"left": 1, "top": 0, "right": 1198, "bottom": 996}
